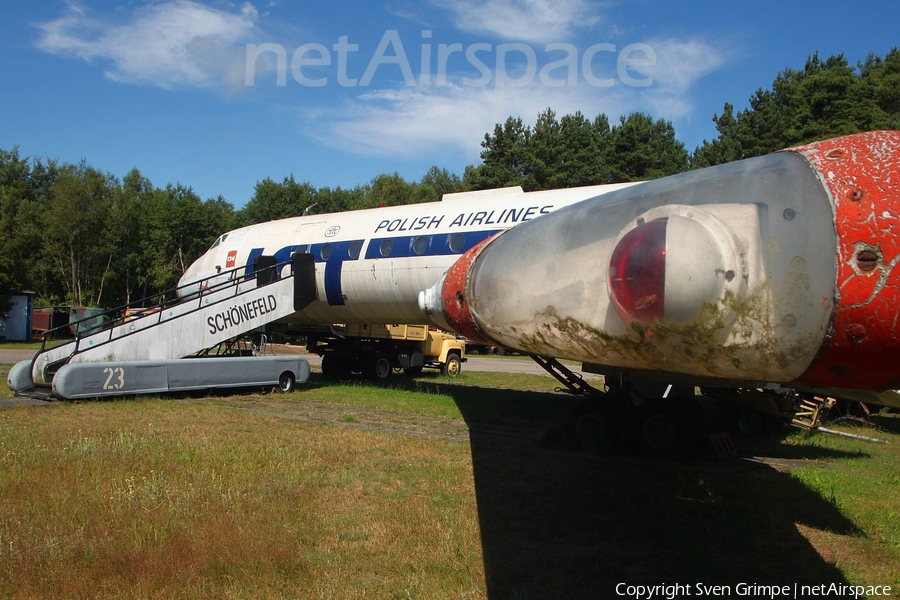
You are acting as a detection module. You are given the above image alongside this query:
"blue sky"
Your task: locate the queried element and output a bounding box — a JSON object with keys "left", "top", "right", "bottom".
{"left": 1, "top": 1, "right": 897, "bottom": 208}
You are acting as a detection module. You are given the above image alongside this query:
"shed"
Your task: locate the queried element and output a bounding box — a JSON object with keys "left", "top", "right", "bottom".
{"left": 0, "top": 292, "right": 34, "bottom": 342}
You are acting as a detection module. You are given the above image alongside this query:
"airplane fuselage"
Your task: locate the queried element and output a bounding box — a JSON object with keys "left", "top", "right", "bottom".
{"left": 177, "top": 183, "right": 638, "bottom": 325}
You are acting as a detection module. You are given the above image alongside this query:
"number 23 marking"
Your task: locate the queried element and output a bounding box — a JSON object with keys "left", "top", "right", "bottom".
{"left": 102, "top": 367, "right": 125, "bottom": 390}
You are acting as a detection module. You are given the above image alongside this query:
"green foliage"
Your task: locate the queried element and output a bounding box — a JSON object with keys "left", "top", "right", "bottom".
{"left": 419, "top": 165, "right": 463, "bottom": 199}
{"left": 604, "top": 112, "right": 688, "bottom": 181}
{"left": 464, "top": 108, "right": 686, "bottom": 191}
{"left": 237, "top": 175, "right": 318, "bottom": 225}
{"left": 692, "top": 48, "right": 900, "bottom": 167}
{"left": 0, "top": 155, "right": 236, "bottom": 308}
{"left": 463, "top": 116, "right": 531, "bottom": 190}
{"left": 236, "top": 171, "right": 443, "bottom": 227}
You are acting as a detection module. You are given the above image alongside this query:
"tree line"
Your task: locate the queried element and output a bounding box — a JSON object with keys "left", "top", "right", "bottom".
{"left": 1, "top": 49, "right": 897, "bottom": 312}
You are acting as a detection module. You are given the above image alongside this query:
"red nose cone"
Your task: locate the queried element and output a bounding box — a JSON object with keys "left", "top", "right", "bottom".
{"left": 792, "top": 130, "right": 900, "bottom": 390}
{"left": 438, "top": 236, "right": 498, "bottom": 345}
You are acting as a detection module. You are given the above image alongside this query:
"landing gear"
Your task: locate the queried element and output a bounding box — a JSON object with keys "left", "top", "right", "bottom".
{"left": 633, "top": 398, "right": 698, "bottom": 459}
{"left": 567, "top": 396, "right": 700, "bottom": 459}
{"left": 574, "top": 404, "right": 626, "bottom": 454}
{"left": 532, "top": 358, "right": 704, "bottom": 459}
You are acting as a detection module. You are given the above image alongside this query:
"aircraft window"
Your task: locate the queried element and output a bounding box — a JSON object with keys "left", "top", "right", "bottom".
{"left": 209, "top": 233, "right": 228, "bottom": 250}
{"left": 349, "top": 241, "right": 362, "bottom": 259}
{"left": 380, "top": 239, "right": 393, "bottom": 257}
{"left": 413, "top": 236, "right": 429, "bottom": 255}
{"left": 449, "top": 233, "right": 464, "bottom": 253}
{"left": 320, "top": 244, "right": 333, "bottom": 260}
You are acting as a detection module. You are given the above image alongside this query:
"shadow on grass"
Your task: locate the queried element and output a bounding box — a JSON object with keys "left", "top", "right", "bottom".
{"left": 870, "top": 414, "right": 900, "bottom": 435}
{"left": 433, "top": 384, "right": 860, "bottom": 599}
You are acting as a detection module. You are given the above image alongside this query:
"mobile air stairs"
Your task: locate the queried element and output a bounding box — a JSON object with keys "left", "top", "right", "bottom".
{"left": 7, "top": 254, "right": 318, "bottom": 400}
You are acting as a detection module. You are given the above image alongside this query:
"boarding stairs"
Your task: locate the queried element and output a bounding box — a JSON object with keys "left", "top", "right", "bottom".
{"left": 9, "top": 254, "right": 317, "bottom": 397}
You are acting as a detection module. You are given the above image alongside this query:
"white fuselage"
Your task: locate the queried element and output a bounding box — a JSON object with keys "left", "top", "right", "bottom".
{"left": 177, "top": 183, "right": 638, "bottom": 325}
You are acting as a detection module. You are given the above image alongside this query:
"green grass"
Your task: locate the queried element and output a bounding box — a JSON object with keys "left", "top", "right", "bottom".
{"left": 2, "top": 368, "right": 900, "bottom": 598}
{"left": 0, "top": 341, "right": 54, "bottom": 350}
{"left": 0, "top": 397, "right": 483, "bottom": 599}
{"left": 784, "top": 421, "right": 900, "bottom": 586}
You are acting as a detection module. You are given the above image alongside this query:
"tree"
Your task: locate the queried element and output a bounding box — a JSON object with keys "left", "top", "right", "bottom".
{"left": 692, "top": 49, "right": 900, "bottom": 165}
{"left": 464, "top": 109, "right": 684, "bottom": 191}
{"left": 39, "top": 162, "right": 119, "bottom": 307}
{"left": 352, "top": 173, "right": 439, "bottom": 210}
{"left": 604, "top": 113, "right": 688, "bottom": 181}
{"left": 690, "top": 104, "right": 741, "bottom": 169}
{"left": 238, "top": 175, "right": 317, "bottom": 225}
{"left": 0, "top": 149, "right": 59, "bottom": 305}
{"left": 132, "top": 183, "right": 235, "bottom": 302}
{"left": 420, "top": 165, "right": 463, "bottom": 198}
{"left": 463, "top": 116, "right": 530, "bottom": 190}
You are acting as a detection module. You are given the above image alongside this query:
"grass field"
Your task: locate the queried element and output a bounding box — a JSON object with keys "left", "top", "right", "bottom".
{"left": 1, "top": 367, "right": 899, "bottom": 599}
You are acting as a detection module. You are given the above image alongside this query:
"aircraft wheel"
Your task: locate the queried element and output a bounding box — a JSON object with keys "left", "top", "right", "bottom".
{"left": 575, "top": 410, "right": 622, "bottom": 454}
{"left": 276, "top": 371, "right": 295, "bottom": 393}
{"left": 366, "top": 352, "right": 393, "bottom": 381}
{"left": 442, "top": 354, "right": 462, "bottom": 376}
{"left": 736, "top": 409, "right": 765, "bottom": 436}
{"left": 634, "top": 400, "right": 698, "bottom": 459}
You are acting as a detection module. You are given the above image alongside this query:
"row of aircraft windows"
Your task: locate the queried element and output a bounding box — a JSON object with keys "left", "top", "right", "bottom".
{"left": 298, "top": 233, "right": 468, "bottom": 262}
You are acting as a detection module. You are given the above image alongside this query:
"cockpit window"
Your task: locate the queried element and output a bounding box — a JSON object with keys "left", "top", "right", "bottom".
{"left": 209, "top": 233, "right": 229, "bottom": 250}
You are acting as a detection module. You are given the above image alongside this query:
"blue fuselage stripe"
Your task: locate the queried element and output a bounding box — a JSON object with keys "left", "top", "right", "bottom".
{"left": 247, "top": 229, "right": 502, "bottom": 307}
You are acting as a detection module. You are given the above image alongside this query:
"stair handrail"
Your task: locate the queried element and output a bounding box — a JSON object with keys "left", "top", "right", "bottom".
{"left": 29, "top": 259, "right": 292, "bottom": 380}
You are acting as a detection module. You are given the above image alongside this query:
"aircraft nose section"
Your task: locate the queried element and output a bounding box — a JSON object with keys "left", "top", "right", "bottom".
{"left": 420, "top": 237, "right": 497, "bottom": 345}
{"left": 420, "top": 130, "right": 900, "bottom": 391}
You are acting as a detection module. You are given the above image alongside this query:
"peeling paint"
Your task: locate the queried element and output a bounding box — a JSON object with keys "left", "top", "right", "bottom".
{"left": 791, "top": 131, "right": 900, "bottom": 390}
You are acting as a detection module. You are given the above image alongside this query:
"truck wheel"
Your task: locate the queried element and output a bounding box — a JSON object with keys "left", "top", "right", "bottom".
{"left": 366, "top": 352, "right": 393, "bottom": 381}
{"left": 442, "top": 354, "right": 462, "bottom": 377}
{"left": 276, "top": 371, "right": 295, "bottom": 393}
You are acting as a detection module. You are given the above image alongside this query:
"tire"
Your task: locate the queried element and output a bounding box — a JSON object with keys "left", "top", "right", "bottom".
{"left": 575, "top": 410, "right": 623, "bottom": 454}
{"left": 441, "top": 354, "right": 462, "bottom": 376}
{"left": 634, "top": 399, "right": 698, "bottom": 459}
{"left": 276, "top": 371, "right": 295, "bottom": 393}
{"left": 365, "top": 352, "right": 393, "bottom": 381}
{"left": 736, "top": 409, "right": 765, "bottom": 436}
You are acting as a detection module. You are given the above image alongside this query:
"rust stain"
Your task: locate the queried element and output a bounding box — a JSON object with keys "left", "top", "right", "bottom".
{"left": 790, "top": 131, "right": 900, "bottom": 390}
{"left": 439, "top": 235, "right": 498, "bottom": 345}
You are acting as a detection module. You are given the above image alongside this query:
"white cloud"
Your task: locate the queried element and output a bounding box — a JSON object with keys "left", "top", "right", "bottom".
{"left": 428, "top": 0, "right": 603, "bottom": 44}
{"left": 631, "top": 38, "right": 730, "bottom": 120}
{"left": 307, "top": 36, "right": 728, "bottom": 159}
{"left": 35, "top": 1, "right": 260, "bottom": 90}
{"left": 309, "top": 81, "right": 629, "bottom": 159}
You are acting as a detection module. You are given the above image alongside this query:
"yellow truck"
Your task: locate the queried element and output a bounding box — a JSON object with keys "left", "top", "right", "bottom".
{"left": 308, "top": 323, "right": 465, "bottom": 380}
